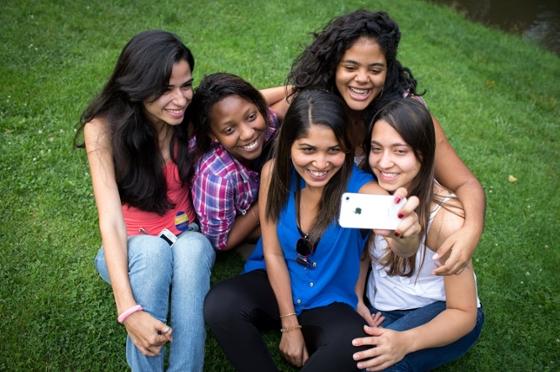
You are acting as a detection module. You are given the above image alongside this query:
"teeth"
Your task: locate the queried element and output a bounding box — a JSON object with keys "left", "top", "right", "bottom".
{"left": 241, "top": 139, "right": 259, "bottom": 151}
{"left": 167, "top": 108, "right": 184, "bottom": 115}
{"left": 349, "top": 87, "right": 370, "bottom": 95}
{"left": 380, "top": 171, "right": 398, "bottom": 179}
{"left": 309, "top": 170, "right": 327, "bottom": 177}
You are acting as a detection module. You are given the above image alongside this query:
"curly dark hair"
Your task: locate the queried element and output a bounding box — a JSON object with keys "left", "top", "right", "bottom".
{"left": 288, "top": 10, "right": 420, "bottom": 122}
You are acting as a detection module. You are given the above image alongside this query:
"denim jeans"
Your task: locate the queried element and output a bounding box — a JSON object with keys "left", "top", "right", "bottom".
{"left": 369, "top": 301, "right": 484, "bottom": 371}
{"left": 95, "top": 231, "right": 215, "bottom": 372}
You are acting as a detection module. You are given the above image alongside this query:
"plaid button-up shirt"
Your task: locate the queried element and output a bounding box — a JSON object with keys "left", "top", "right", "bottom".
{"left": 191, "top": 110, "right": 279, "bottom": 249}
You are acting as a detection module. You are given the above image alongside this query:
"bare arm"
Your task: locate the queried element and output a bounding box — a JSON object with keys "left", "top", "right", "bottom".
{"left": 395, "top": 207, "right": 478, "bottom": 352}
{"left": 223, "top": 203, "right": 260, "bottom": 250}
{"left": 432, "top": 116, "right": 485, "bottom": 274}
{"left": 259, "top": 85, "right": 293, "bottom": 120}
{"left": 352, "top": 202, "right": 478, "bottom": 370}
{"left": 85, "top": 118, "right": 171, "bottom": 355}
{"left": 259, "top": 161, "right": 308, "bottom": 367}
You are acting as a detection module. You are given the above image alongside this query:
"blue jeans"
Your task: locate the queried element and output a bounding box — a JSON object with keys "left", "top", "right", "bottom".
{"left": 95, "top": 231, "right": 215, "bottom": 372}
{"left": 369, "top": 301, "right": 484, "bottom": 371}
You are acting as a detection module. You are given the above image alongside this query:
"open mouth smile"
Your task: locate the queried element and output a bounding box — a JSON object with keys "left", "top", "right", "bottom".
{"left": 239, "top": 137, "right": 260, "bottom": 152}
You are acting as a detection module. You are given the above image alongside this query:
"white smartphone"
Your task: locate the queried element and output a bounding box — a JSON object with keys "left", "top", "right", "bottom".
{"left": 338, "top": 192, "right": 406, "bottom": 230}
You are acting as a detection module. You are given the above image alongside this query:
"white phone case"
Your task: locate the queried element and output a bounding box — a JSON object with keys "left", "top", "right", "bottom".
{"left": 338, "top": 193, "right": 406, "bottom": 230}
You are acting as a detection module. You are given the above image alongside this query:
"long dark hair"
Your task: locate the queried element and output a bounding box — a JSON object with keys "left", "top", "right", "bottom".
{"left": 77, "top": 30, "right": 195, "bottom": 214}
{"left": 288, "top": 10, "right": 420, "bottom": 125}
{"left": 188, "top": 72, "right": 270, "bottom": 176}
{"left": 364, "top": 98, "right": 435, "bottom": 276}
{"left": 266, "top": 90, "right": 353, "bottom": 243}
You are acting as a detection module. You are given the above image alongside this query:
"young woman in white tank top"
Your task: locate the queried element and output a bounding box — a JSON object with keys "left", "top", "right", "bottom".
{"left": 352, "top": 98, "right": 484, "bottom": 371}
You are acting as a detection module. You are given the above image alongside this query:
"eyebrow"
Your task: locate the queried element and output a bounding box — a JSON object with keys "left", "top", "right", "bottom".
{"left": 371, "top": 140, "right": 409, "bottom": 147}
{"left": 342, "top": 59, "right": 385, "bottom": 68}
{"left": 167, "top": 78, "right": 193, "bottom": 88}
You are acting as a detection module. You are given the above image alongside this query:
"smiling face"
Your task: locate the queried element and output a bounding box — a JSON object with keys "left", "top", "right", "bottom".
{"left": 209, "top": 94, "right": 267, "bottom": 161}
{"left": 335, "top": 37, "right": 387, "bottom": 112}
{"left": 368, "top": 120, "right": 421, "bottom": 192}
{"left": 143, "top": 59, "right": 193, "bottom": 128}
{"left": 290, "top": 123, "right": 346, "bottom": 190}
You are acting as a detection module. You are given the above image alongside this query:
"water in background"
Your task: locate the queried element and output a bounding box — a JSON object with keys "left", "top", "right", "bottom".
{"left": 430, "top": 0, "right": 560, "bottom": 54}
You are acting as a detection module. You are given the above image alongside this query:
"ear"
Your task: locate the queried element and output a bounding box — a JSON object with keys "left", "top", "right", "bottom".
{"left": 209, "top": 132, "right": 218, "bottom": 143}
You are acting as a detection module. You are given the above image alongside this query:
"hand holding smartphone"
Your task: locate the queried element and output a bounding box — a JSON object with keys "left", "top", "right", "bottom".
{"left": 338, "top": 193, "right": 406, "bottom": 230}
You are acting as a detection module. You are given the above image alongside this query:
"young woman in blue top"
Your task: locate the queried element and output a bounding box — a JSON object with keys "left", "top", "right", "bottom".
{"left": 352, "top": 98, "right": 483, "bottom": 371}
{"left": 204, "top": 90, "right": 421, "bottom": 371}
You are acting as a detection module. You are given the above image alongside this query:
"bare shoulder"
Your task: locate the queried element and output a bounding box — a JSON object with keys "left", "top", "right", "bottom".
{"left": 427, "top": 186, "right": 465, "bottom": 250}
{"left": 261, "top": 159, "right": 275, "bottom": 177}
{"left": 83, "top": 117, "right": 110, "bottom": 152}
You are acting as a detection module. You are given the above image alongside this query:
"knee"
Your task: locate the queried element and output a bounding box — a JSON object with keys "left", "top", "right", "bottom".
{"left": 128, "top": 236, "right": 173, "bottom": 281}
{"left": 173, "top": 232, "right": 215, "bottom": 270}
{"left": 204, "top": 281, "right": 245, "bottom": 327}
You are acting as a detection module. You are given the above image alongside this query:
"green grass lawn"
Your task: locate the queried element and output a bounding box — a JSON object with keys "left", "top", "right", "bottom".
{"left": 1, "top": 0, "right": 559, "bottom": 370}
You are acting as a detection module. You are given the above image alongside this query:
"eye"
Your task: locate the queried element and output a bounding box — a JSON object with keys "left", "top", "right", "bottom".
{"left": 395, "top": 147, "right": 409, "bottom": 155}
{"left": 327, "top": 147, "right": 342, "bottom": 154}
{"left": 342, "top": 63, "right": 357, "bottom": 71}
{"left": 181, "top": 80, "right": 193, "bottom": 89}
{"left": 223, "top": 127, "right": 235, "bottom": 135}
{"left": 300, "top": 146, "right": 315, "bottom": 154}
{"left": 370, "top": 145, "right": 382, "bottom": 153}
{"left": 247, "top": 112, "right": 257, "bottom": 121}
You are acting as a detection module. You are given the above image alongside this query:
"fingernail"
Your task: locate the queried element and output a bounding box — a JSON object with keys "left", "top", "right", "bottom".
{"left": 394, "top": 231, "right": 400, "bottom": 237}
{"left": 394, "top": 196, "right": 401, "bottom": 204}
{"left": 398, "top": 213, "right": 404, "bottom": 219}
{"left": 432, "top": 253, "right": 439, "bottom": 260}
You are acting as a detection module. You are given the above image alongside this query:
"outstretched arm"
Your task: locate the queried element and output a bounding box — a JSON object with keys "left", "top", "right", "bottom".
{"left": 431, "top": 116, "right": 485, "bottom": 275}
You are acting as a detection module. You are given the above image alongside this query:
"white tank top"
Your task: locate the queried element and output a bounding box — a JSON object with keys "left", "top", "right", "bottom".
{"left": 366, "top": 200, "right": 480, "bottom": 311}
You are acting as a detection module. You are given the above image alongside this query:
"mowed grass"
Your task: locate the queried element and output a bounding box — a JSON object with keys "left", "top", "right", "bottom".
{"left": 1, "top": 0, "right": 559, "bottom": 370}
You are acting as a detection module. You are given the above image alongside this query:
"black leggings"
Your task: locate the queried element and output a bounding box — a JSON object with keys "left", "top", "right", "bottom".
{"left": 204, "top": 270, "right": 368, "bottom": 372}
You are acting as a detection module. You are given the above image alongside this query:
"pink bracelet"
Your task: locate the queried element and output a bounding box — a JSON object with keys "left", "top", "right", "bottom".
{"left": 117, "top": 304, "right": 143, "bottom": 324}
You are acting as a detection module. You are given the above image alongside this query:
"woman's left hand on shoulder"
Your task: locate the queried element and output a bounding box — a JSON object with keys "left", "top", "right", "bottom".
{"left": 432, "top": 224, "right": 477, "bottom": 276}
{"left": 352, "top": 325, "right": 410, "bottom": 371}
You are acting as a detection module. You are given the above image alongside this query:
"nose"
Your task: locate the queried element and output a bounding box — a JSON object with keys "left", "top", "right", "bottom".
{"left": 378, "top": 150, "right": 393, "bottom": 168}
{"left": 354, "top": 68, "right": 368, "bottom": 84}
{"left": 312, "top": 153, "right": 329, "bottom": 169}
{"left": 172, "top": 87, "right": 189, "bottom": 106}
{"left": 239, "top": 122, "right": 255, "bottom": 141}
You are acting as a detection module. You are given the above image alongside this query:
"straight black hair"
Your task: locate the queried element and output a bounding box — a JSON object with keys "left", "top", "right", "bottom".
{"left": 77, "top": 30, "right": 195, "bottom": 214}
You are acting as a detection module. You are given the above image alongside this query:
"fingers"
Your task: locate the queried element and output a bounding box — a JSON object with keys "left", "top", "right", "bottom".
{"left": 361, "top": 310, "right": 376, "bottom": 326}
{"left": 397, "top": 195, "right": 419, "bottom": 216}
{"left": 302, "top": 345, "right": 309, "bottom": 365}
{"left": 433, "top": 244, "right": 468, "bottom": 275}
{"left": 371, "top": 312, "right": 385, "bottom": 328}
{"left": 393, "top": 187, "right": 408, "bottom": 200}
{"left": 156, "top": 323, "right": 173, "bottom": 342}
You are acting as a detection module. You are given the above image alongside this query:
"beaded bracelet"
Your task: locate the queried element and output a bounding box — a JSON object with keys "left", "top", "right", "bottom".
{"left": 280, "top": 325, "right": 302, "bottom": 333}
{"left": 117, "top": 304, "right": 143, "bottom": 324}
{"left": 279, "top": 312, "right": 296, "bottom": 318}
